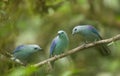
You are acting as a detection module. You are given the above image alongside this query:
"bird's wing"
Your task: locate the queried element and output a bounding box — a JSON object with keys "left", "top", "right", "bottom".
{"left": 12, "top": 45, "right": 24, "bottom": 54}
{"left": 50, "top": 37, "right": 58, "bottom": 57}
{"left": 89, "top": 26, "right": 103, "bottom": 40}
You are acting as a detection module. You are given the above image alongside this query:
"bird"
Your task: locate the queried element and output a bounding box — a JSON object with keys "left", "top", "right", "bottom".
{"left": 72, "top": 25, "right": 111, "bottom": 56}
{"left": 49, "top": 30, "right": 69, "bottom": 68}
{"left": 12, "top": 44, "right": 42, "bottom": 64}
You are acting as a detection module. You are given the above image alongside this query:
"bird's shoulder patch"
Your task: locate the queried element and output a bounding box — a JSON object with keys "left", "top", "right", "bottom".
{"left": 50, "top": 37, "right": 59, "bottom": 56}
{"left": 88, "top": 25, "right": 102, "bottom": 39}
{"left": 13, "top": 45, "right": 25, "bottom": 53}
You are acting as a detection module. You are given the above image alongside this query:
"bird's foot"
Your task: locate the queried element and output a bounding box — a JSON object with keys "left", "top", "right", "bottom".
{"left": 93, "top": 39, "right": 98, "bottom": 45}
{"left": 82, "top": 43, "right": 86, "bottom": 47}
{"left": 54, "top": 55, "right": 58, "bottom": 58}
{"left": 84, "top": 41, "right": 89, "bottom": 44}
{"left": 94, "top": 39, "right": 97, "bottom": 42}
{"left": 61, "top": 51, "right": 64, "bottom": 53}
{"left": 107, "top": 41, "right": 115, "bottom": 46}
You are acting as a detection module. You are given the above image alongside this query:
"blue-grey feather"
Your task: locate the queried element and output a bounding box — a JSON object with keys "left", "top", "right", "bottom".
{"left": 72, "top": 25, "right": 111, "bottom": 56}
{"left": 87, "top": 25, "right": 102, "bottom": 39}
{"left": 50, "top": 37, "right": 57, "bottom": 56}
{"left": 13, "top": 45, "right": 25, "bottom": 54}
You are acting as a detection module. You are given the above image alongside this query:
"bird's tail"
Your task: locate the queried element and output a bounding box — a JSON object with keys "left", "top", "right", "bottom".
{"left": 97, "top": 44, "right": 111, "bottom": 56}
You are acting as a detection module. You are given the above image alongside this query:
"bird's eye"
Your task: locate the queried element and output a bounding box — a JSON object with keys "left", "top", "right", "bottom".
{"left": 34, "top": 47, "right": 38, "bottom": 50}
{"left": 74, "top": 28, "right": 77, "bottom": 31}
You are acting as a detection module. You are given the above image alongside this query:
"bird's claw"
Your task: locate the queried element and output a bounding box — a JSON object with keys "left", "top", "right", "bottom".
{"left": 82, "top": 43, "right": 86, "bottom": 47}
{"left": 54, "top": 55, "right": 58, "bottom": 58}
{"left": 107, "top": 41, "right": 115, "bottom": 46}
{"left": 84, "top": 41, "right": 89, "bottom": 44}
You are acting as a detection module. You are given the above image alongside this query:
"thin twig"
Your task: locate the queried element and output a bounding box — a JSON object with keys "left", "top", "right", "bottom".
{"left": 33, "top": 34, "right": 120, "bottom": 67}
{"left": 1, "top": 51, "right": 24, "bottom": 65}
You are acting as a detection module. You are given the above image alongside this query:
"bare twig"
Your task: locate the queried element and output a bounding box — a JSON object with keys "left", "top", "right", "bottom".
{"left": 1, "top": 51, "right": 24, "bottom": 65}
{"left": 11, "top": 56, "right": 24, "bottom": 65}
{"left": 33, "top": 34, "right": 120, "bottom": 67}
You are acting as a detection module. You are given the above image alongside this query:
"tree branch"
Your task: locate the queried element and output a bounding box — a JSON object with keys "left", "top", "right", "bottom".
{"left": 33, "top": 34, "right": 120, "bottom": 67}
{"left": 1, "top": 51, "right": 24, "bottom": 65}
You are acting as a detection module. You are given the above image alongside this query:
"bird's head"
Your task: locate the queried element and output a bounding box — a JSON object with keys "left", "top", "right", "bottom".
{"left": 72, "top": 26, "right": 82, "bottom": 35}
{"left": 13, "top": 44, "right": 42, "bottom": 54}
{"left": 58, "top": 30, "right": 67, "bottom": 39}
{"left": 28, "top": 44, "right": 42, "bottom": 52}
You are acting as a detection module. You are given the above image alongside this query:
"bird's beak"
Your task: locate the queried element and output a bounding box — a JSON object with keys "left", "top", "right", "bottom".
{"left": 39, "top": 48, "right": 43, "bottom": 51}
{"left": 58, "top": 33, "right": 60, "bottom": 35}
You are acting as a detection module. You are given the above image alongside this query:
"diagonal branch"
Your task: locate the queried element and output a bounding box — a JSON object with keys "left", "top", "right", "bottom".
{"left": 33, "top": 34, "right": 120, "bottom": 67}
{"left": 1, "top": 50, "right": 25, "bottom": 65}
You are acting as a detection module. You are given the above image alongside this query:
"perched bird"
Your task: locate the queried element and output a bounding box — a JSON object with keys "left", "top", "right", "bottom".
{"left": 49, "top": 30, "right": 69, "bottom": 68}
{"left": 12, "top": 44, "right": 42, "bottom": 64}
{"left": 72, "top": 25, "right": 111, "bottom": 56}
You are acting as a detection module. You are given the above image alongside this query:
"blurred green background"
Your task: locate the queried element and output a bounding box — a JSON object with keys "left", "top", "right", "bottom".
{"left": 0, "top": 0, "right": 120, "bottom": 76}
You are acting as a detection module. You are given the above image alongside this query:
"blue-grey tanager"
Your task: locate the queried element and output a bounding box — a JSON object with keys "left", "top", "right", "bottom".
{"left": 72, "top": 25, "right": 111, "bottom": 56}
{"left": 49, "top": 30, "right": 69, "bottom": 67}
{"left": 12, "top": 44, "right": 42, "bottom": 64}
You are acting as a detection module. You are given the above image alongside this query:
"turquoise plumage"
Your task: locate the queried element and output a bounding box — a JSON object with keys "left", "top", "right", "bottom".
{"left": 49, "top": 30, "right": 69, "bottom": 67}
{"left": 13, "top": 44, "right": 42, "bottom": 64}
{"left": 72, "top": 25, "right": 111, "bottom": 56}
